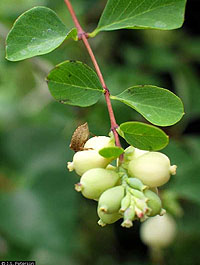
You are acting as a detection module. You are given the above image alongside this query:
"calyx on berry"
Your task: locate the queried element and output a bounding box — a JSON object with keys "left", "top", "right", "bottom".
{"left": 97, "top": 208, "right": 122, "bottom": 227}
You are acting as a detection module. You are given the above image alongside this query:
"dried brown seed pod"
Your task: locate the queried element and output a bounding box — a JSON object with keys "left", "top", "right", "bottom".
{"left": 70, "top": 122, "right": 90, "bottom": 152}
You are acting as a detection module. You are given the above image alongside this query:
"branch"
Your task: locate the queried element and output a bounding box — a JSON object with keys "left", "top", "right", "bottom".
{"left": 64, "top": 0, "right": 122, "bottom": 153}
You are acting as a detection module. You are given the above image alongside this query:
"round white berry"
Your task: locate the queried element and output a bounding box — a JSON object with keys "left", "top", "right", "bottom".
{"left": 140, "top": 214, "right": 176, "bottom": 248}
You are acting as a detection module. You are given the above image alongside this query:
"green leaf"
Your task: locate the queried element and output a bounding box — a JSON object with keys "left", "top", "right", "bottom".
{"left": 47, "top": 61, "right": 103, "bottom": 107}
{"left": 91, "top": 0, "right": 187, "bottom": 36}
{"left": 6, "top": 6, "right": 77, "bottom": 61}
{"left": 119, "top": 121, "right": 169, "bottom": 151}
{"left": 99, "top": 146, "right": 124, "bottom": 159}
{"left": 111, "top": 85, "right": 184, "bottom": 126}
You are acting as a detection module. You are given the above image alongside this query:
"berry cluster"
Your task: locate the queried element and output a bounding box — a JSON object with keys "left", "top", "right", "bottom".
{"left": 67, "top": 136, "right": 177, "bottom": 228}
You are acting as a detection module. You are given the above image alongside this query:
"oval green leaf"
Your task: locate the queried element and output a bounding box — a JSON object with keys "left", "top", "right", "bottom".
{"left": 111, "top": 85, "right": 184, "bottom": 126}
{"left": 119, "top": 121, "right": 169, "bottom": 151}
{"left": 47, "top": 61, "right": 104, "bottom": 107}
{"left": 99, "top": 146, "right": 124, "bottom": 159}
{"left": 6, "top": 6, "right": 77, "bottom": 61}
{"left": 91, "top": 0, "right": 187, "bottom": 36}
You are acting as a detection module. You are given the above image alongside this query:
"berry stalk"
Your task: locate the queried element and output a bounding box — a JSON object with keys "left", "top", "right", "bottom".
{"left": 64, "top": 0, "right": 122, "bottom": 154}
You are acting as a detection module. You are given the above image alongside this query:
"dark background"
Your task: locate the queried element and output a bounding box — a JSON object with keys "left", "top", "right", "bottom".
{"left": 0, "top": 1, "right": 200, "bottom": 264}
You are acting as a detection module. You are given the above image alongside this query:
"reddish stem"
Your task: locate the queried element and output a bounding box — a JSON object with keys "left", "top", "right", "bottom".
{"left": 64, "top": 0, "right": 84, "bottom": 39}
{"left": 64, "top": 0, "right": 123, "bottom": 155}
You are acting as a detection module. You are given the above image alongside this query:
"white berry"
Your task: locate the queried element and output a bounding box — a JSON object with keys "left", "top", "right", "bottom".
{"left": 128, "top": 152, "right": 176, "bottom": 187}
{"left": 140, "top": 214, "right": 176, "bottom": 248}
{"left": 67, "top": 150, "right": 111, "bottom": 176}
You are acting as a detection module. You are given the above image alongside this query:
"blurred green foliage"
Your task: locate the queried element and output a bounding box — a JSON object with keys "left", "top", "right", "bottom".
{"left": 0, "top": 0, "right": 200, "bottom": 264}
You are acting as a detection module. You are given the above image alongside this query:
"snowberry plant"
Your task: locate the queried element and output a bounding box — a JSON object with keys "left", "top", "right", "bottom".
{"left": 5, "top": 0, "right": 187, "bottom": 228}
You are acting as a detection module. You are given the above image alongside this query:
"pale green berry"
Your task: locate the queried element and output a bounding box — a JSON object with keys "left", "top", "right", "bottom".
{"left": 130, "top": 189, "right": 146, "bottom": 200}
{"left": 76, "top": 168, "right": 120, "bottom": 200}
{"left": 98, "top": 209, "right": 122, "bottom": 226}
{"left": 67, "top": 150, "right": 111, "bottom": 176}
{"left": 128, "top": 152, "right": 177, "bottom": 187}
{"left": 84, "top": 136, "right": 115, "bottom": 151}
{"left": 140, "top": 214, "right": 176, "bottom": 248}
{"left": 98, "top": 186, "right": 125, "bottom": 214}
{"left": 134, "top": 198, "right": 150, "bottom": 214}
{"left": 120, "top": 192, "right": 131, "bottom": 213}
{"left": 121, "top": 203, "right": 136, "bottom": 228}
{"left": 144, "top": 189, "right": 162, "bottom": 217}
{"left": 126, "top": 177, "right": 147, "bottom": 191}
